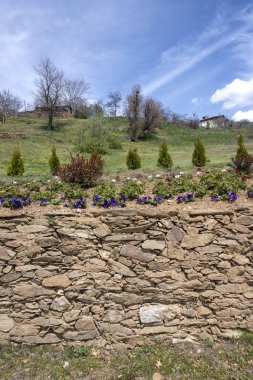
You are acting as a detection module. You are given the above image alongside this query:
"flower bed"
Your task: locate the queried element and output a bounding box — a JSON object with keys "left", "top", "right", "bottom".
{"left": 0, "top": 168, "right": 252, "bottom": 211}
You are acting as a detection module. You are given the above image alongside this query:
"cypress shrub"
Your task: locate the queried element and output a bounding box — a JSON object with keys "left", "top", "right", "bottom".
{"left": 192, "top": 138, "right": 207, "bottom": 167}
{"left": 236, "top": 134, "right": 248, "bottom": 158}
{"left": 126, "top": 148, "right": 141, "bottom": 169}
{"left": 157, "top": 141, "right": 173, "bottom": 168}
{"left": 7, "top": 146, "right": 24, "bottom": 176}
{"left": 49, "top": 146, "right": 60, "bottom": 175}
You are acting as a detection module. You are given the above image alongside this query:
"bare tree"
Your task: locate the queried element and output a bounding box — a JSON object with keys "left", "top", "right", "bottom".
{"left": 125, "top": 86, "right": 164, "bottom": 140}
{"left": 34, "top": 57, "right": 65, "bottom": 130}
{"left": 0, "top": 89, "right": 22, "bottom": 123}
{"left": 125, "top": 85, "right": 143, "bottom": 141}
{"left": 106, "top": 90, "right": 122, "bottom": 116}
{"left": 64, "top": 79, "right": 89, "bottom": 117}
{"left": 141, "top": 97, "right": 164, "bottom": 137}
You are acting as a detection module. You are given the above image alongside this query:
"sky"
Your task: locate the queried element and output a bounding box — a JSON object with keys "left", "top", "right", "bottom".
{"left": 1, "top": 0, "right": 253, "bottom": 120}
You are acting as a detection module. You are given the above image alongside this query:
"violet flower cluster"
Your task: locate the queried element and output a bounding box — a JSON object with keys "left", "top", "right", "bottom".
{"left": 64, "top": 198, "right": 86, "bottom": 209}
{"left": 92, "top": 195, "right": 127, "bottom": 208}
{"left": 40, "top": 198, "right": 50, "bottom": 206}
{"left": 210, "top": 192, "right": 238, "bottom": 202}
{"left": 0, "top": 194, "right": 32, "bottom": 210}
{"left": 176, "top": 193, "right": 194, "bottom": 203}
{"left": 137, "top": 195, "right": 164, "bottom": 206}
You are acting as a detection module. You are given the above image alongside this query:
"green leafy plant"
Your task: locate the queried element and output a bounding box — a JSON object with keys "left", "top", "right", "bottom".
{"left": 49, "top": 146, "right": 60, "bottom": 175}
{"left": 7, "top": 146, "right": 25, "bottom": 176}
{"left": 157, "top": 141, "right": 173, "bottom": 169}
{"left": 63, "top": 183, "right": 85, "bottom": 199}
{"left": 30, "top": 190, "right": 57, "bottom": 201}
{"left": 120, "top": 179, "right": 145, "bottom": 199}
{"left": 107, "top": 134, "right": 122, "bottom": 150}
{"left": 192, "top": 138, "right": 208, "bottom": 167}
{"left": 200, "top": 171, "right": 242, "bottom": 195}
{"left": 82, "top": 137, "right": 109, "bottom": 155}
{"left": 152, "top": 180, "right": 172, "bottom": 198}
{"left": 93, "top": 182, "right": 116, "bottom": 199}
{"left": 170, "top": 175, "right": 196, "bottom": 195}
{"left": 126, "top": 148, "right": 141, "bottom": 169}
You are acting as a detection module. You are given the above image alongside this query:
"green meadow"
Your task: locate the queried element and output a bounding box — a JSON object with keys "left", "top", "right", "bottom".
{"left": 0, "top": 116, "right": 253, "bottom": 179}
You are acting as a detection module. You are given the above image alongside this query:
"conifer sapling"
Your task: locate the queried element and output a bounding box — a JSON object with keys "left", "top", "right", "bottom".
{"left": 126, "top": 148, "right": 141, "bottom": 169}
{"left": 49, "top": 146, "right": 60, "bottom": 175}
{"left": 192, "top": 138, "right": 207, "bottom": 167}
{"left": 157, "top": 141, "right": 173, "bottom": 169}
{"left": 7, "top": 146, "right": 24, "bottom": 176}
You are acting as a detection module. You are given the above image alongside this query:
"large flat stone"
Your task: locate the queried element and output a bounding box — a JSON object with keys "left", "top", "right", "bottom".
{"left": 51, "top": 296, "right": 71, "bottom": 312}
{"left": 105, "top": 233, "right": 146, "bottom": 242}
{"left": 10, "top": 324, "right": 39, "bottom": 337}
{"left": 0, "top": 271, "right": 21, "bottom": 283}
{"left": 16, "top": 224, "right": 48, "bottom": 233}
{"left": 0, "top": 246, "right": 16, "bottom": 262}
{"left": 75, "top": 316, "right": 97, "bottom": 331}
{"left": 108, "top": 258, "right": 135, "bottom": 277}
{"left": 139, "top": 304, "right": 181, "bottom": 324}
{"left": 42, "top": 274, "right": 71, "bottom": 288}
{"left": 0, "top": 314, "right": 14, "bottom": 332}
{"left": 120, "top": 244, "right": 155, "bottom": 262}
{"left": 142, "top": 240, "right": 165, "bottom": 252}
{"left": 166, "top": 226, "right": 185, "bottom": 242}
{"left": 236, "top": 216, "right": 253, "bottom": 226}
{"left": 13, "top": 284, "right": 55, "bottom": 298}
{"left": 93, "top": 224, "right": 111, "bottom": 238}
{"left": 181, "top": 234, "right": 214, "bottom": 249}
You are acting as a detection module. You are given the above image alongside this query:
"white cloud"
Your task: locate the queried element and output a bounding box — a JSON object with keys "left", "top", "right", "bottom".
{"left": 210, "top": 77, "right": 253, "bottom": 109}
{"left": 232, "top": 109, "right": 253, "bottom": 121}
{"left": 191, "top": 97, "right": 199, "bottom": 105}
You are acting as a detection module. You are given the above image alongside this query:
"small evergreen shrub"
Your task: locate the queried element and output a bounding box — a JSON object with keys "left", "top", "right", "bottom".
{"left": 236, "top": 134, "right": 248, "bottom": 157}
{"left": 7, "top": 146, "right": 24, "bottom": 176}
{"left": 157, "top": 141, "right": 173, "bottom": 168}
{"left": 126, "top": 148, "right": 141, "bottom": 169}
{"left": 57, "top": 151, "right": 104, "bottom": 187}
{"left": 192, "top": 138, "right": 208, "bottom": 167}
{"left": 120, "top": 179, "right": 145, "bottom": 199}
{"left": 49, "top": 146, "right": 60, "bottom": 175}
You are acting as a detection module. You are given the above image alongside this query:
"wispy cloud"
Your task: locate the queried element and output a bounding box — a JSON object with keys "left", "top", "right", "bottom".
{"left": 142, "top": 8, "right": 253, "bottom": 95}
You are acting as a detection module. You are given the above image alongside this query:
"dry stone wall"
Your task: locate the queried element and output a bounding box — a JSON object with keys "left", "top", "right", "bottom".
{"left": 0, "top": 207, "right": 253, "bottom": 346}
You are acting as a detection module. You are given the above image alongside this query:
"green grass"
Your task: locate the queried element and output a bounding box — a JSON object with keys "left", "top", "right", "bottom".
{"left": 1, "top": 339, "right": 253, "bottom": 379}
{"left": 0, "top": 116, "right": 253, "bottom": 179}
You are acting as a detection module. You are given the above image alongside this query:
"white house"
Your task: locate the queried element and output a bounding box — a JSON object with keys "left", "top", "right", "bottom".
{"left": 199, "top": 115, "right": 226, "bottom": 128}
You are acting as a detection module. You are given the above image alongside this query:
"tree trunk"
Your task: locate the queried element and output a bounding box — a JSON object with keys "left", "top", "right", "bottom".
{"left": 48, "top": 112, "right": 53, "bottom": 130}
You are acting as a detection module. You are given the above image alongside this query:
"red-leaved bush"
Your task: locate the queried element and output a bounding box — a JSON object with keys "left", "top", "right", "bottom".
{"left": 231, "top": 154, "right": 253, "bottom": 174}
{"left": 57, "top": 151, "right": 104, "bottom": 187}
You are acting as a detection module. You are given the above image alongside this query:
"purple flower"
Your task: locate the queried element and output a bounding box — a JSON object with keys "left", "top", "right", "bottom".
{"left": 228, "top": 192, "right": 238, "bottom": 202}
{"left": 210, "top": 194, "right": 219, "bottom": 202}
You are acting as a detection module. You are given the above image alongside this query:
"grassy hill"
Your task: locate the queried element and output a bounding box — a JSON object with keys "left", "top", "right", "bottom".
{"left": 0, "top": 116, "right": 253, "bottom": 179}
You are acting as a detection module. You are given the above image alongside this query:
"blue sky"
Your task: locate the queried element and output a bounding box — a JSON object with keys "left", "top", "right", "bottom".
{"left": 1, "top": 0, "right": 253, "bottom": 120}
